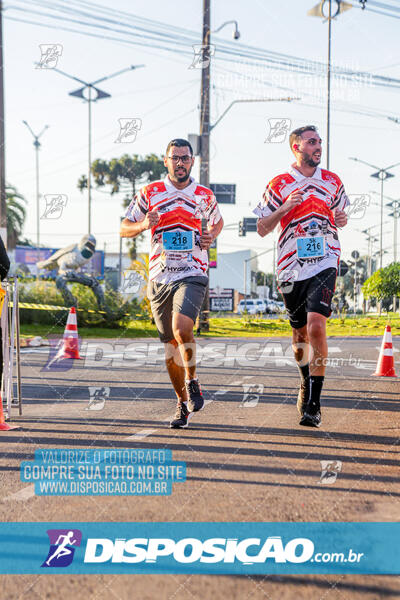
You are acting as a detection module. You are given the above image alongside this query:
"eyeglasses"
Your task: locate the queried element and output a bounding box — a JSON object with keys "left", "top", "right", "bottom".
{"left": 167, "top": 155, "right": 192, "bottom": 164}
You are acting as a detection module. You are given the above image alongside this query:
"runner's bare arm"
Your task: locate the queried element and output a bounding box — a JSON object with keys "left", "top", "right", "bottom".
{"left": 120, "top": 209, "right": 160, "bottom": 238}
{"left": 334, "top": 209, "right": 348, "bottom": 228}
{"left": 257, "top": 191, "right": 303, "bottom": 237}
{"left": 200, "top": 217, "right": 224, "bottom": 250}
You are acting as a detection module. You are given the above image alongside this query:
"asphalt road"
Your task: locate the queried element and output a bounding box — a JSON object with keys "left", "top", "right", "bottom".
{"left": 1, "top": 335, "right": 400, "bottom": 599}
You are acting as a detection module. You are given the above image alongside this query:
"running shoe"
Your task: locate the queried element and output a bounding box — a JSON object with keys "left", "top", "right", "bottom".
{"left": 186, "top": 379, "right": 204, "bottom": 412}
{"left": 299, "top": 399, "right": 321, "bottom": 428}
{"left": 297, "top": 382, "right": 309, "bottom": 416}
{"left": 169, "top": 402, "right": 192, "bottom": 429}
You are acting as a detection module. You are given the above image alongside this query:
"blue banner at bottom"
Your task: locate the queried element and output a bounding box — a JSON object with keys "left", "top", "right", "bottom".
{"left": 0, "top": 522, "right": 398, "bottom": 574}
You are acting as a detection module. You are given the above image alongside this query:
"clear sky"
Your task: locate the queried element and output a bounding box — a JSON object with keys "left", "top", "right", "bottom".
{"left": 3, "top": 0, "right": 400, "bottom": 272}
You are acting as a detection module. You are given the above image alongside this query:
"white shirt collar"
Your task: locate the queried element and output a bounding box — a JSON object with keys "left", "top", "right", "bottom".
{"left": 164, "top": 174, "right": 196, "bottom": 194}
{"left": 289, "top": 165, "right": 323, "bottom": 182}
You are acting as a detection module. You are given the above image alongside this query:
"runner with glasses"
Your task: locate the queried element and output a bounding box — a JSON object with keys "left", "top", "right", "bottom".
{"left": 121, "top": 138, "right": 223, "bottom": 429}
{"left": 254, "top": 125, "right": 349, "bottom": 427}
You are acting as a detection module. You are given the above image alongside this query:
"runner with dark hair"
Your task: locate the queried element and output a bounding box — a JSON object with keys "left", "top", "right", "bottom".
{"left": 121, "top": 138, "right": 223, "bottom": 428}
{"left": 254, "top": 126, "right": 349, "bottom": 427}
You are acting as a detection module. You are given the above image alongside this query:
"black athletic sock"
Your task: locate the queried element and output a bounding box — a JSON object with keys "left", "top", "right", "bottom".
{"left": 308, "top": 375, "right": 324, "bottom": 411}
{"left": 297, "top": 363, "right": 310, "bottom": 385}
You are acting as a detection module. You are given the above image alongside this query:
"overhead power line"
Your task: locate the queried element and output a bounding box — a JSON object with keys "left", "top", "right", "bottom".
{"left": 6, "top": 0, "right": 400, "bottom": 91}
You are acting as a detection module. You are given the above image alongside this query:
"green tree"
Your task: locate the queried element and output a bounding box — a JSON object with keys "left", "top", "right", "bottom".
{"left": 362, "top": 262, "right": 400, "bottom": 301}
{"left": 78, "top": 154, "right": 166, "bottom": 260}
{"left": 6, "top": 185, "right": 28, "bottom": 248}
{"left": 255, "top": 271, "right": 274, "bottom": 289}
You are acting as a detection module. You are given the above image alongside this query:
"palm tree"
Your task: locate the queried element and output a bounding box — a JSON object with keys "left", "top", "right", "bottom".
{"left": 6, "top": 185, "right": 27, "bottom": 248}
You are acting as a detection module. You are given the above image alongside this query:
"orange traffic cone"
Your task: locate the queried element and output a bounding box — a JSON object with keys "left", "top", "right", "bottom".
{"left": 54, "top": 307, "right": 82, "bottom": 360}
{"left": 373, "top": 324, "right": 397, "bottom": 377}
{"left": 0, "top": 394, "right": 20, "bottom": 431}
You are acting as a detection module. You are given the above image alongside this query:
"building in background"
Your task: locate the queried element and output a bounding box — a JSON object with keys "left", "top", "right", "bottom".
{"left": 209, "top": 249, "right": 259, "bottom": 296}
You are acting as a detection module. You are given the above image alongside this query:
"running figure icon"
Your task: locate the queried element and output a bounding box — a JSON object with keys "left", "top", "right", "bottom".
{"left": 42, "top": 529, "right": 82, "bottom": 568}
{"left": 46, "top": 531, "right": 77, "bottom": 565}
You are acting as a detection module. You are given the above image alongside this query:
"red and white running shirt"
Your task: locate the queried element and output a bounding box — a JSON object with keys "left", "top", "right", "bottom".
{"left": 125, "top": 176, "right": 222, "bottom": 283}
{"left": 253, "top": 166, "right": 349, "bottom": 282}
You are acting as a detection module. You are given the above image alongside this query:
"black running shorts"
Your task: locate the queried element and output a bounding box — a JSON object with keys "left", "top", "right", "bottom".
{"left": 280, "top": 267, "right": 337, "bottom": 329}
{"left": 148, "top": 276, "right": 208, "bottom": 343}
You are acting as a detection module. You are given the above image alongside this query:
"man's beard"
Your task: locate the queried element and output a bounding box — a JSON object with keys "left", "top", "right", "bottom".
{"left": 170, "top": 167, "right": 191, "bottom": 183}
{"left": 302, "top": 151, "right": 320, "bottom": 168}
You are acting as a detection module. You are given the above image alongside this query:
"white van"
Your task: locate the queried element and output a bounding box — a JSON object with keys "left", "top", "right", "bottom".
{"left": 237, "top": 299, "right": 267, "bottom": 315}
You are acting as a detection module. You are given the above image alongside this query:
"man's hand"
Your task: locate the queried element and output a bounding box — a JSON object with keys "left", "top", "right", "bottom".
{"left": 199, "top": 231, "right": 214, "bottom": 250}
{"left": 143, "top": 209, "right": 160, "bottom": 230}
{"left": 280, "top": 190, "right": 304, "bottom": 216}
{"left": 334, "top": 209, "right": 348, "bottom": 228}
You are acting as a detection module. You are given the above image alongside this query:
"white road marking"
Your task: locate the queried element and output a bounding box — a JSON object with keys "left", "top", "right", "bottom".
{"left": 124, "top": 428, "right": 158, "bottom": 441}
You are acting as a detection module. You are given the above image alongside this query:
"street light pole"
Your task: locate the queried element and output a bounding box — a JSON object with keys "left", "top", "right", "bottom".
{"left": 350, "top": 157, "right": 400, "bottom": 268}
{"left": 308, "top": 0, "right": 352, "bottom": 170}
{"left": 51, "top": 65, "right": 144, "bottom": 235}
{"left": 22, "top": 121, "right": 49, "bottom": 250}
{"left": 326, "top": 0, "right": 332, "bottom": 170}
{"left": 385, "top": 199, "right": 400, "bottom": 263}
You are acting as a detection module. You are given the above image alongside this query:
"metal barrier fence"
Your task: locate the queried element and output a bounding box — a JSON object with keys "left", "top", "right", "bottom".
{"left": 2, "top": 278, "right": 22, "bottom": 420}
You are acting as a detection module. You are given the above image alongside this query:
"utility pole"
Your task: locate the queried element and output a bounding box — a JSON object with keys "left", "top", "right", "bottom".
{"left": 0, "top": 0, "right": 7, "bottom": 243}
{"left": 199, "top": 0, "right": 211, "bottom": 189}
{"left": 22, "top": 121, "right": 49, "bottom": 251}
{"left": 197, "top": 0, "right": 211, "bottom": 332}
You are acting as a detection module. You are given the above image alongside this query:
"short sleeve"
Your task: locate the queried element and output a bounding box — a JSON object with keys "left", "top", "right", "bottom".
{"left": 203, "top": 192, "right": 222, "bottom": 226}
{"left": 253, "top": 181, "right": 283, "bottom": 219}
{"left": 125, "top": 189, "right": 148, "bottom": 222}
{"left": 331, "top": 179, "right": 350, "bottom": 211}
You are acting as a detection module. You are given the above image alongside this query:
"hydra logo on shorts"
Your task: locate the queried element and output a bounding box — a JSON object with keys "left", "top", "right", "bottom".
{"left": 320, "top": 286, "right": 332, "bottom": 308}
{"left": 42, "top": 529, "right": 82, "bottom": 568}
